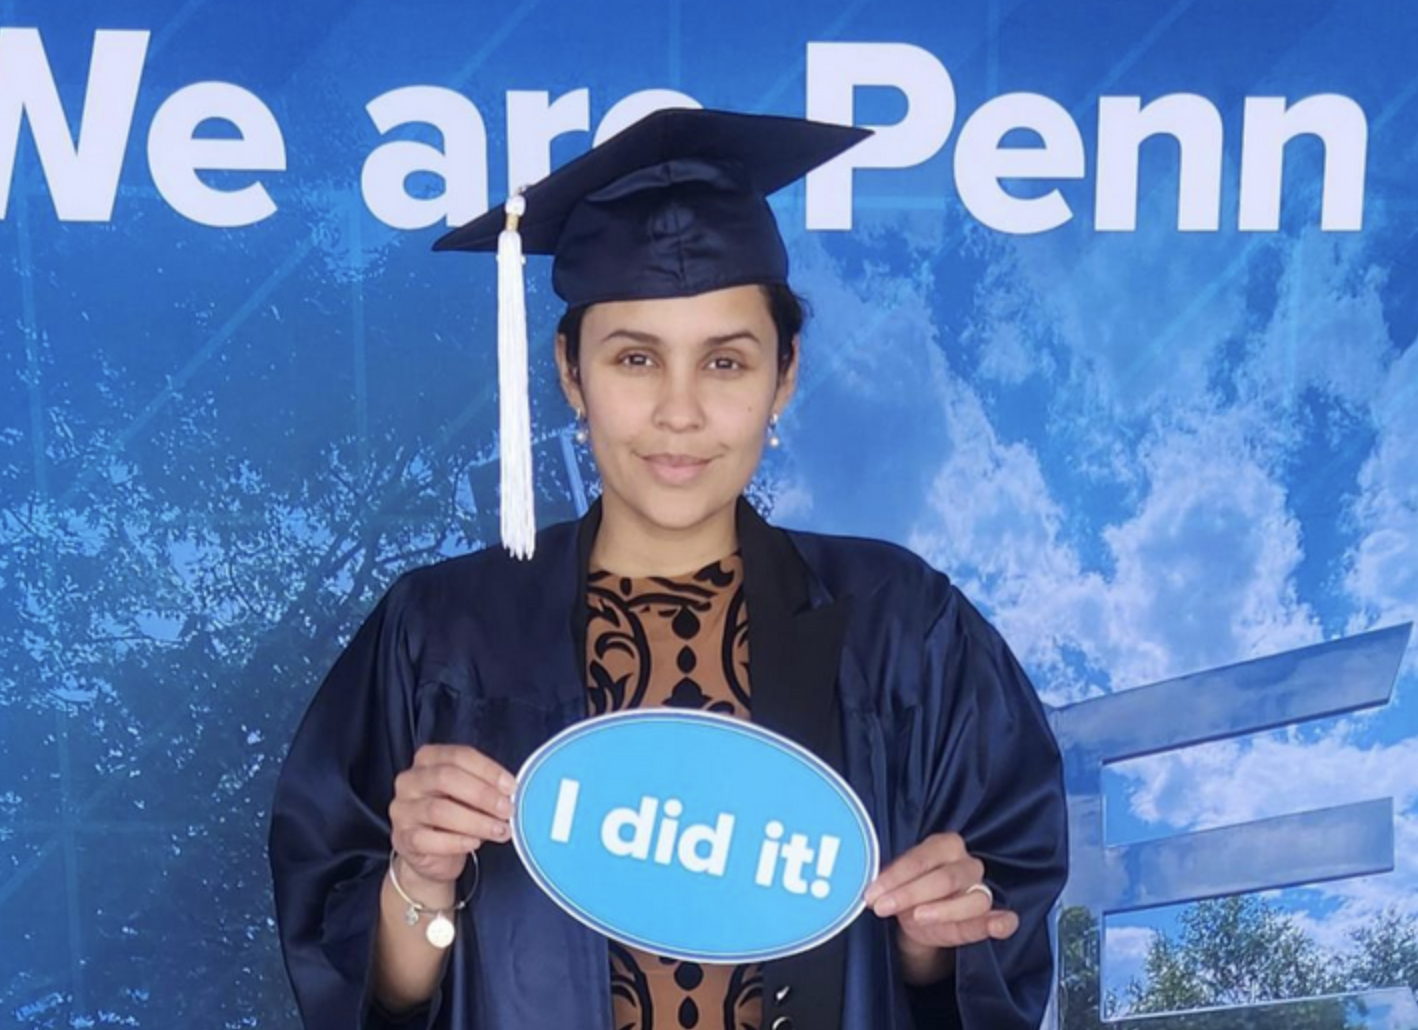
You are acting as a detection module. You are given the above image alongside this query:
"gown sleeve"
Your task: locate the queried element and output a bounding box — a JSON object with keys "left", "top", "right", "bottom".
{"left": 268, "top": 579, "right": 440, "bottom": 1029}
{"left": 907, "top": 584, "right": 1069, "bottom": 1030}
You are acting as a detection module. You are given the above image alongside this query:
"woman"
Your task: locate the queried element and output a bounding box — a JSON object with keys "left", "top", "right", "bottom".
{"left": 269, "top": 109, "right": 1067, "bottom": 1030}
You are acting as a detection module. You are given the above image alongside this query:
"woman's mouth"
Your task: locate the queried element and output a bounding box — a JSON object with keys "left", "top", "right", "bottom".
{"left": 642, "top": 453, "right": 712, "bottom": 486}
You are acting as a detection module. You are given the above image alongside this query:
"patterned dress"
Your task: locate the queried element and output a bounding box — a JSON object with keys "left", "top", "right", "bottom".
{"left": 584, "top": 553, "right": 762, "bottom": 1030}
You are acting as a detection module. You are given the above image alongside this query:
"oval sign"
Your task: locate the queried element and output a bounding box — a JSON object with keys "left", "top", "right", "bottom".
{"left": 512, "top": 709, "right": 879, "bottom": 963}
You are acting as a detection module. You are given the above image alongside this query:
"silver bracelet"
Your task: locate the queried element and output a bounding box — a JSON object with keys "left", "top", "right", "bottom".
{"left": 386, "top": 849, "right": 479, "bottom": 949}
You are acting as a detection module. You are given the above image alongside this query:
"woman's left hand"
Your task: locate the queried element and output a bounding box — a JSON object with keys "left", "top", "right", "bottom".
{"left": 863, "top": 832, "right": 1019, "bottom": 981}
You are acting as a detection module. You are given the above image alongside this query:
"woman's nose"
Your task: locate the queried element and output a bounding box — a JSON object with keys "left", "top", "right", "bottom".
{"left": 652, "top": 371, "right": 706, "bottom": 431}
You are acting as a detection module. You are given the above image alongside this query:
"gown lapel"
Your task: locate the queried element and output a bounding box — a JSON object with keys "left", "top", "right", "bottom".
{"left": 737, "top": 497, "right": 851, "bottom": 1030}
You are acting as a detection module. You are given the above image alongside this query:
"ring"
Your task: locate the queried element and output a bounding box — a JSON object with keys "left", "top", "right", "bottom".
{"left": 965, "top": 882, "right": 994, "bottom": 907}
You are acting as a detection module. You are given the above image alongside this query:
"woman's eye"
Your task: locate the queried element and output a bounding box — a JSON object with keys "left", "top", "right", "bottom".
{"left": 709, "top": 356, "right": 743, "bottom": 372}
{"left": 618, "top": 352, "right": 652, "bottom": 368}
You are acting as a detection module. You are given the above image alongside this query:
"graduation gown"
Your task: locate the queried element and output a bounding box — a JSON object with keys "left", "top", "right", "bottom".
{"left": 269, "top": 499, "right": 1068, "bottom": 1030}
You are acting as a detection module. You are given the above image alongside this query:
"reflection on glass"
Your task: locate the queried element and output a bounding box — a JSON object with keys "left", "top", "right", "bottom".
{"left": 1049, "top": 625, "right": 1414, "bottom": 1029}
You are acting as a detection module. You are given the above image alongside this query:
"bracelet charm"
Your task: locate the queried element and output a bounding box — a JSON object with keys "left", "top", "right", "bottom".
{"left": 386, "top": 849, "right": 479, "bottom": 950}
{"left": 426, "top": 912, "right": 456, "bottom": 949}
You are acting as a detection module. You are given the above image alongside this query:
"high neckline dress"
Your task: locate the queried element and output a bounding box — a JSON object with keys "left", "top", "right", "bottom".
{"left": 585, "top": 553, "right": 761, "bottom": 1030}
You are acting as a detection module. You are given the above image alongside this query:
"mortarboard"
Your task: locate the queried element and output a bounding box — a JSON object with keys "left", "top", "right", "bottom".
{"left": 434, "top": 108, "right": 871, "bottom": 558}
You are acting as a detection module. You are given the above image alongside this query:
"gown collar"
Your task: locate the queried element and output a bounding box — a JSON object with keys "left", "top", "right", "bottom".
{"left": 565, "top": 496, "right": 845, "bottom": 768}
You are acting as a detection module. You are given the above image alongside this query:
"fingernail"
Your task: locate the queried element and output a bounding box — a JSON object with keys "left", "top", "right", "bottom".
{"left": 862, "top": 886, "right": 880, "bottom": 905}
{"left": 499, "top": 774, "right": 516, "bottom": 795}
{"left": 875, "top": 897, "right": 897, "bottom": 917}
{"left": 496, "top": 797, "right": 512, "bottom": 816}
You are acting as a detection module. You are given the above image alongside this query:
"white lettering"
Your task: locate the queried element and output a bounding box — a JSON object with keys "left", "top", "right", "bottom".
{"left": 0, "top": 28, "right": 147, "bottom": 221}
{"left": 755, "top": 820, "right": 784, "bottom": 887}
{"left": 955, "top": 92, "right": 1085, "bottom": 234}
{"left": 361, "top": 86, "right": 488, "bottom": 230}
{"left": 0, "top": 33, "right": 1369, "bottom": 237}
{"left": 677, "top": 814, "right": 735, "bottom": 877}
{"left": 594, "top": 89, "right": 701, "bottom": 146}
{"left": 653, "top": 797, "right": 683, "bottom": 865}
{"left": 549, "top": 777, "right": 580, "bottom": 844}
{"left": 506, "top": 89, "right": 589, "bottom": 196}
{"left": 1096, "top": 94, "right": 1223, "bottom": 232}
{"left": 1239, "top": 94, "right": 1367, "bottom": 232}
{"left": 805, "top": 41, "right": 956, "bottom": 230}
{"left": 778, "top": 832, "right": 816, "bottom": 895}
{"left": 147, "top": 82, "right": 285, "bottom": 228}
{"left": 601, "top": 796, "right": 657, "bottom": 860}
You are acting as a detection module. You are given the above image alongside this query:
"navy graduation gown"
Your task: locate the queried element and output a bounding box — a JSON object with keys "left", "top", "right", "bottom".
{"left": 269, "top": 500, "right": 1068, "bottom": 1030}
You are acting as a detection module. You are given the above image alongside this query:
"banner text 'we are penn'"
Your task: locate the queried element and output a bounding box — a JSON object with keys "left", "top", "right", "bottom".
{"left": 0, "top": 29, "right": 1369, "bottom": 234}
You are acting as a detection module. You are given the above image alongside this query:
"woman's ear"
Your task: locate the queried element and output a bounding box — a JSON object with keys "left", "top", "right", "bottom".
{"left": 555, "top": 333, "right": 584, "bottom": 412}
{"left": 773, "top": 333, "right": 801, "bottom": 414}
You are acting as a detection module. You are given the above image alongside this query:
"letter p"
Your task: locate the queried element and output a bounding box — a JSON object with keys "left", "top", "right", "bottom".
{"left": 805, "top": 42, "right": 956, "bottom": 231}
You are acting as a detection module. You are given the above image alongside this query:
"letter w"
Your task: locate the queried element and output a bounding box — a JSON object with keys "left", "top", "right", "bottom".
{"left": 0, "top": 28, "right": 149, "bottom": 221}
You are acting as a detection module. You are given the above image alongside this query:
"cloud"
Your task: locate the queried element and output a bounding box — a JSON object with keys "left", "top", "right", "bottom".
{"left": 971, "top": 186, "right": 1248, "bottom": 424}
{"left": 1104, "top": 924, "right": 1158, "bottom": 996}
{"left": 904, "top": 375, "right": 1107, "bottom": 702}
{"left": 1112, "top": 724, "right": 1418, "bottom": 950}
{"left": 1116, "top": 727, "right": 1417, "bottom": 830}
{"left": 909, "top": 407, "right": 1321, "bottom": 698}
{"left": 764, "top": 476, "right": 815, "bottom": 523}
{"left": 896, "top": 192, "right": 1365, "bottom": 699}
{"left": 963, "top": 243, "right": 1060, "bottom": 388}
{"left": 772, "top": 214, "right": 960, "bottom": 547}
{"left": 1092, "top": 416, "right": 1322, "bottom": 685}
{"left": 772, "top": 135, "right": 1415, "bottom": 1010}
{"left": 1315, "top": 804, "right": 1418, "bottom": 945}
{"left": 1345, "top": 345, "right": 1418, "bottom": 644}
{"left": 1238, "top": 228, "right": 1393, "bottom": 419}
{"left": 778, "top": 200, "right": 1386, "bottom": 712}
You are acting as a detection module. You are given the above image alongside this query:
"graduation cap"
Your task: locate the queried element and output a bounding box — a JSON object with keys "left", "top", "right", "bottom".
{"left": 434, "top": 107, "right": 871, "bottom": 558}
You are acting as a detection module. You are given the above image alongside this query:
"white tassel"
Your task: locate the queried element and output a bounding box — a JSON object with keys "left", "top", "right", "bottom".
{"left": 496, "top": 193, "right": 536, "bottom": 559}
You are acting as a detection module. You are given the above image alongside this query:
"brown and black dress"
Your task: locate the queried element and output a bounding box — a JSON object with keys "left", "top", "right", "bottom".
{"left": 585, "top": 552, "right": 762, "bottom": 1030}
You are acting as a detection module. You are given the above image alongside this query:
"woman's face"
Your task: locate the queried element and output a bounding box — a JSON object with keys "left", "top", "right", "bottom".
{"left": 557, "top": 284, "right": 797, "bottom": 538}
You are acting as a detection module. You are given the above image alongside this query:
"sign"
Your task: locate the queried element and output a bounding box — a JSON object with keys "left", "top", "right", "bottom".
{"left": 512, "top": 709, "right": 879, "bottom": 963}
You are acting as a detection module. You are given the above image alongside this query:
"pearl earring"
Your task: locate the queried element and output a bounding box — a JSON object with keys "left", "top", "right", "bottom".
{"left": 574, "top": 408, "right": 589, "bottom": 445}
{"left": 767, "top": 413, "right": 781, "bottom": 449}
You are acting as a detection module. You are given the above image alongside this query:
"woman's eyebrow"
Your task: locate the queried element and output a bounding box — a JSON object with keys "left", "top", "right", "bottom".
{"left": 704, "top": 330, "right": 766, "bottom": 349}
{"left": 596, "top": 329, "right": 766, "bottom": 348}
{"left": 599, "top": 328, "right": 663, "bottom": 346}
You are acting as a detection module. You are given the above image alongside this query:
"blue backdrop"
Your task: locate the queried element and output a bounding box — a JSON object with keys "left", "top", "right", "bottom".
{"left": 2, "top": 1, "right": 1416, "bottom": 1027}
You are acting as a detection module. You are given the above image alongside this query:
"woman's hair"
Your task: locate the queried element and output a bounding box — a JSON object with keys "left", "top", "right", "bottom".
{"left": 557, "top": 282, "right": 807, "bottom": 381}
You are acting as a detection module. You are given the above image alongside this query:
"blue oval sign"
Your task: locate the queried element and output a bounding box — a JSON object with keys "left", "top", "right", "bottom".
{"left": 512, "top": 709, "right": 879, "bottom": 963}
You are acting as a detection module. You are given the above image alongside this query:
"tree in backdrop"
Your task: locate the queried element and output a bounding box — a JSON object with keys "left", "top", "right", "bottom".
{"left": 0, "top": 175, "right": 807, "bottom": 1025}
{"left": 1057, "top": 898, "right": 1418, "bottom": 1030}
{"left": 1127, "top": 894, "right": 1341, "bottom": 1013}
{"left": 0, "top": 184, "right": 598, "bottom": 1026}
{"left": 1343, "top": 905, "right": 1418, "bottom": 995}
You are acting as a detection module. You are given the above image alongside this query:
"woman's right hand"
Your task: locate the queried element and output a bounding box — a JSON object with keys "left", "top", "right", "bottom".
{"left": 389, "top": 744, "right": 518, "bottom": 885}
